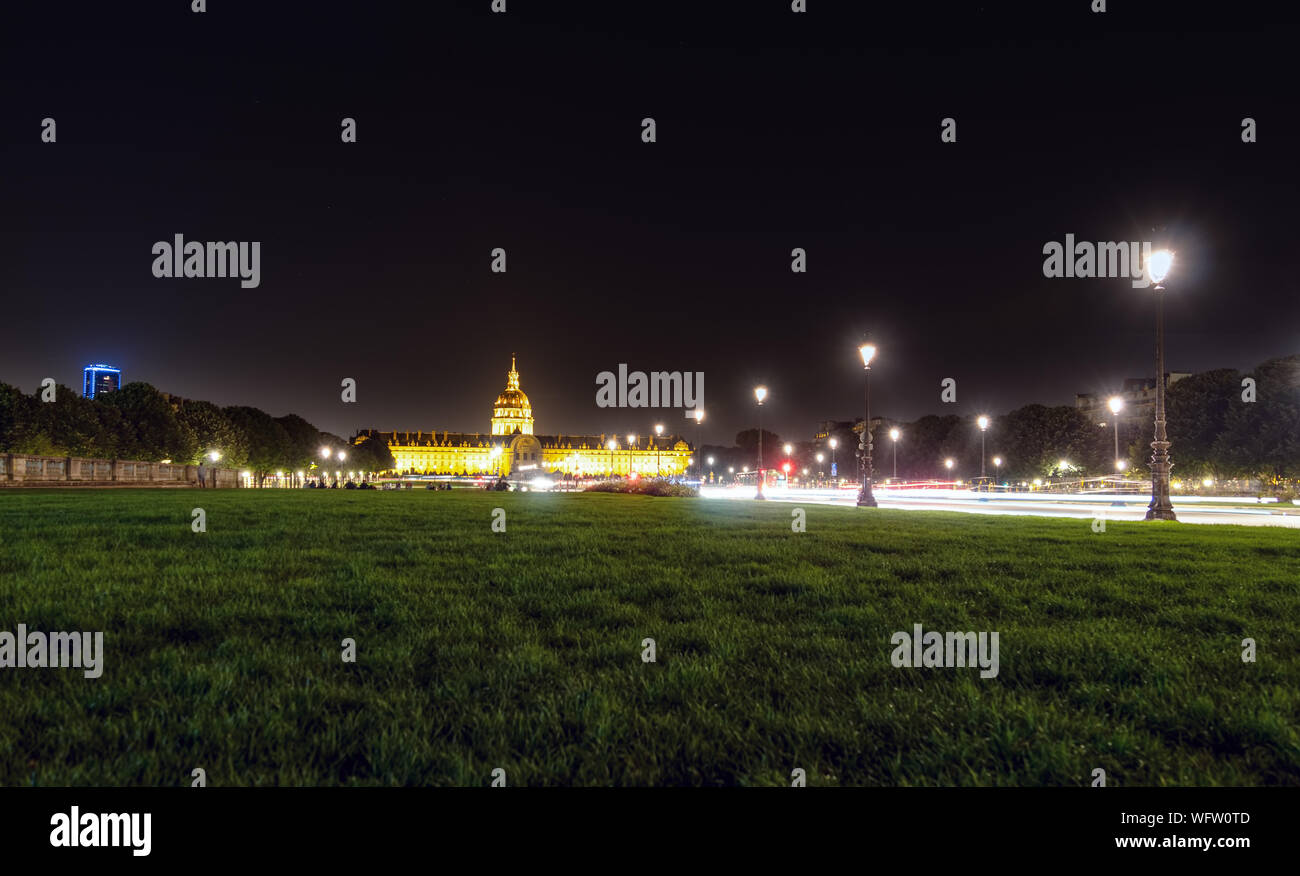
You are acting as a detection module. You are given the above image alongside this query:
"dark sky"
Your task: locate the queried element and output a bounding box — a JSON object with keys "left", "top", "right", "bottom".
{"left": 3, "top": 1, "right": 1296, "bottom": 447}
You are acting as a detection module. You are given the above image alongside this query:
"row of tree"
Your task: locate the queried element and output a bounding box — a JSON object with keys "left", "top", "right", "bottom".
{"left": 0, "top": 382, "right": 394, "bottom": 483}
{"left": 707, "top": 355, "right": 1300, "bottom": 483}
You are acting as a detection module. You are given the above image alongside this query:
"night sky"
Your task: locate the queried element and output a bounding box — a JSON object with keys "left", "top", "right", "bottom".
{"left": 3, "top": 1, "right": 1295, "bottom": 447}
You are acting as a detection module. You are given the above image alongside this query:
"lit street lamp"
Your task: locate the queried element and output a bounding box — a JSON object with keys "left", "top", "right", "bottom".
{"left": 655, "top": 423, "right": 664, "bottom": 476}
{"left": 829, "top": 437, "right": 838, "bottom": 481}
{"left": 889, "top": 427, "right": 900, "bottom": 480}
{"left": 944, "top": 457, "right": 954, "bottom": 479}
{"left": 754, "top": 385, "right": 767, "bottom": 499}
{"left": 976, "top": 415, "right": 989, "bottom": 478}
{"left": 993, "top": 455, "right": 1002, "bottom": 484}
{"left": 856, "top": 342, "right": 877, "bottom": 507}
{"left": 692, "top": 409, "right": 704, "bottom": 482}
{"left": 1144, "top": 249, "right": 1177, "bottom": 521}
{"left": 627, "top": 433, "right": 637, "bottom": 477}
{"left": 1108, "top": 396, "right": 1125, "bottom": 472}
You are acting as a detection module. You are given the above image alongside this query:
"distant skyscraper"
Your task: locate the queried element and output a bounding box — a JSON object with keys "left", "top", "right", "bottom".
{"left": 83, "top": 364, "right": 121, "bottom": 399}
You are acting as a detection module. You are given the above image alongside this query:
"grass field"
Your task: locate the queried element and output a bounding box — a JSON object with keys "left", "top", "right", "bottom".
{"left": 1, "top": 489, "right": 1297, "bottom": 786}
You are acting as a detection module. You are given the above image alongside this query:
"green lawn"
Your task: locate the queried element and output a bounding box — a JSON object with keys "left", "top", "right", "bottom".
{"left": 0, "top": 489, "right": 1296, "bottom": 786}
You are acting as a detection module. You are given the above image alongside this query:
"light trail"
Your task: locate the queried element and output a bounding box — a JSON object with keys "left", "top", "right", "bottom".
{"left": 698, "top": 486, "right": 1300, "bottom": 528}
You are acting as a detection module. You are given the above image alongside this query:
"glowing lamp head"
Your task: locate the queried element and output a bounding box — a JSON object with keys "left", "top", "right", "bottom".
{"left": 754, "top": 385, "right": 767, "bottom": 404}
{"left": 815, "top": 453, "right": 824, "bottom": 463}
{"left": 993, "top": 456, "right": 1002, "bottom": 467}
{"left": 655, "top": 424, "right": 664, "bottom": 436}
{"left": 977, "top": 415, "right": 989, "bottom": 431}
{"left": 606, "top": 441, "right": 615, "bottom": 451}
{"left": 337, "top": 451, "right": 346, "bottom": 462}
{"left": 1058, "top": 459, "right": 1069, "bottom": 470}
{"left": 707, "top": 456, "right": 714, "bottom": 465}
{"left": 626, "top": 434, "right": 635, "bottom": 445}
{"left": 944, "top": 458, "right": 954, "bottom": 470}
{"left": 1108, "top": 396, "right": 1124, "bottom": 415}
{"left": 783, "top": 443, "right": 793, "bottom": 455}
{"left": 320, "top": 447, "right": 331, "bottom": 459}
{"left": 1147, "top": 249, "right": 1174, "bottom": 285}
{"left": 859, "top": 343, "right": 876, "bottom": 367}
{"left": 889, "top": 428, "right": 900, "bottom": 441}
{"left": 829, "top": 438, "right": 838, "bottom": 449}
{"left": 692, "top": 409, "right": 704, "bottom": 422}
{"left": 1116, "top": 460, "right": 1127, "bottom": 471}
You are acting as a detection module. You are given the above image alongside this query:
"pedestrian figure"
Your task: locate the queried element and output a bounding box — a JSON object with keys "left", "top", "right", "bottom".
{"left": 197, "top": 462, "right": 207, "bottom": 488}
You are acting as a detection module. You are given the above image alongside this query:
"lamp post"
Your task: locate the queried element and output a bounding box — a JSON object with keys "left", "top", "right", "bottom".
{"left": 829, "top": 437, "right": 838, "bottom": 482}
{"left": 654, "top": 423, "right": 664, "bottom": 476}
{"left": 707, "top": 456, "right": 715, "bottom": 483}
{"left": 692, "top": 409, "right": 704, "bottom": 482}
{"left": 1108, "top": 396, "right": 1124, "bottom": 472}
{"left": 1144, "top": 250, "right": 1177, "bottom": 521}
{"left": 856, "top": 342, "right": 877, "bottom": 507}
{"left": 754, "top": 386, "right": 767, "bottom": 499}
{"left": 993, "top": 455, "right": 1002, "bottom": 485}
{"left": 815, "top": 453, "right": 824, "bottom": 483}
{"left": 889, "top": 427, "right": 900, "bottom": 480}
{"left": 944, "top": 457, "right": 954, "bottom": 481}
{"left": 976, "top": 415, "right": 990, "bottom": 479}
{"left": 627, "top": 434, "right": 637, "bottom": 478}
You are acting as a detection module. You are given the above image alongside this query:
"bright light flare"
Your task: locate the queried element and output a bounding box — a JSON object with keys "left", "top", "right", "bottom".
{"left": 1108, "top": 396, "right": 1124, "bottom": 415}
{"left": 1147, "top": 249, "right": 1174, "bottom": 284}
{"left": 859, "top": 343, "right": 876, "bottom": 367}
{"left": 754, "top": 385, "right": 767, "bottom": 404}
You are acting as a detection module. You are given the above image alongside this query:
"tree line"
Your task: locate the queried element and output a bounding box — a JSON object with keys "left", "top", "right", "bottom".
{"left": 0, "top": 381, "right": 394, "bottom": 483}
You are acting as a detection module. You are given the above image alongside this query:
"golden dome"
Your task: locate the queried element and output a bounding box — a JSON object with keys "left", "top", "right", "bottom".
{"left": 494, "top": 388, "right": 530, "bottom": 408}
{"left": 490, "top": 355, "right": 535, "bottom": 435}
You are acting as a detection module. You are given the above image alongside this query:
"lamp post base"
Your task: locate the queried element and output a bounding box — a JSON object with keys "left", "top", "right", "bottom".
{"left": 856, "top": 485, "right": 877, "bottom": 507}
{"left": 1145, "top": 440, "right": 1177, "bottom": 521}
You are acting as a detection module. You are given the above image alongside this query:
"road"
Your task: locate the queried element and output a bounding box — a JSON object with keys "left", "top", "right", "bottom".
{"left": 698, "top": 486, "right": 1300, "bottom": 528}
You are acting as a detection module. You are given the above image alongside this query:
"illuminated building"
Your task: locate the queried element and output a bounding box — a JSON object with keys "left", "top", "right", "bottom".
{"left": 83, "top": 364, "right": 121, "bottom": 399}
{"left": 355, "top": 356, "right": 692, "bottom": 477}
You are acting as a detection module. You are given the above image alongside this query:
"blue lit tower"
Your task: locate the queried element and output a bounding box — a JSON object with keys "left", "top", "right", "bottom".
{"left": 83, "top": 364, "right": 121, "bottom": 398}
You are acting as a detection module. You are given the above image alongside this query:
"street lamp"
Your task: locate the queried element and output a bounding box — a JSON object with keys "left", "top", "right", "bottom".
{"left": 856, "top": 342, "right": 877, "bottom": 507}
{"left": 976, "top": 415, "right": 989, "bottom": 478}
{"left": 889, "top": 427, "right": 900, "bottom": 480}
{"left": 1144, "top": 249, "right": 1177, "bottom": 521}
{"left": 627, "top": 433, "right": 636, "bottom": 477}
{"left": 754, "top": 385, "right": 767, "bottom": 499}
{"left": 944, "top": 457, "right": 954, "bottom": 480}
{"left": 829, "top": 437, "right": 838, "bottom": 481}
{"left": 1108, "top": 395, "right": 1125, "bottom": 473}
{"left": 692, "top": 409, "right": 704, "bottom": 482}
{"left": 993, "top": 455, "right": 1002, "bottom": 484}
{"left": 654, "top": 423, "right": 664, "bottom": 476}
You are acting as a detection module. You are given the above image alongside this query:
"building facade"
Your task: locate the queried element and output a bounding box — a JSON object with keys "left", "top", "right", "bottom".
{"left": 83, "top": 364, "right": 121, "bottom": 399}
{"left": 355, "top": 357, "right": 692, "bottom": 478}
{"left": 1076, "top": 372, "right": 1190, "bottom": 425}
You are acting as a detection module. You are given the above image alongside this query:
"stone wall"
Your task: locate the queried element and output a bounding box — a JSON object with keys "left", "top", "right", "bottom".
{"left": 0, "top": 454, "right": 241, "bottom": 487}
